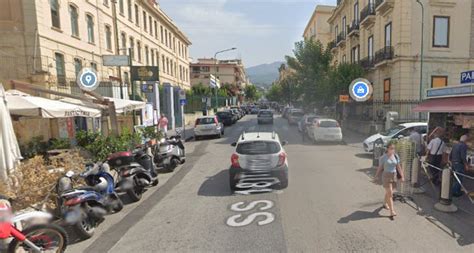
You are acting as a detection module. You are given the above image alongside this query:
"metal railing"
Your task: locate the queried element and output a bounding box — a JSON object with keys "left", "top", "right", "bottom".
{"left": 328, "top": 40, "right": 336, "bottom": 50}
{"left": 346, "top": 99, "right": 427, "bottom": 122}
{"left": 375, "top": 0, "right": 384, "bottom": 8}
{"left": 374, "top": 46, "right": 394, "bottom": 64}
{"left": 336, "top": 31, "right": 346, "bottom": 44}
{"left": 359, "top": 57, "right": 374, "bottom": 70}
{"left": 347, "top": 20, "right": 360, "bottom": 35}
{"left": 360, "top": 3, "right": 376, "bottom": 22}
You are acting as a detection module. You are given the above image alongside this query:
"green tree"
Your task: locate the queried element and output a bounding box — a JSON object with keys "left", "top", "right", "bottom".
{"left": 244, "top": 85, "right": 261, "bottom": 102}
{"left": 328, "top": 63, "right": 366, "bottom": 101}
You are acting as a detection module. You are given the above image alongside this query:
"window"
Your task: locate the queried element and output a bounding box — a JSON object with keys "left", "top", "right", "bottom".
{"left": 135, "top": 4, "right": 139, "bottom": 26}
{"left": 202, "top": 66, "right": 210, "bottom": 72}
{"left": 127, "top": 0, "right": 132, "bottom": 20}
{"left": 151, "top": 49, "right": 155, "bottom": 66}
{"left": 236, "top": 141, "right": 281, "bottom": 155}
{"left": 162, "top": 56, "right": 165, "bottom": 72}
{"left": 121, "top": 32, "right": 126, "bottom": 54}
{"left": 143, "top": 11, "right": 147, "bottom": 30}
{"left": 384, "top": 78, "right": 391, "bottom": 103}
{"left": 50, "top": 0, "right": 61, "bottom": 29}
{"left": 156, "top": 52, "right": 159, "bottom": 67}
{"left": 74, "top": 58, "right": 82, "bottom": 78}
{"left": 342, "top": 16, "right": 346, "bottom": 36}
{"left": 368, "top": 35, "right": 374, "bottom": 60}
{"left": 384, "top": 22, "right": 392, "bottom": 48}
{"left": 86, "top": 15, "right": 95, "bottom": 43}
{"left": 69, "top": 5, "right": 79, "bottom": 37}
{"left": 335, "top": 25, "right": 338, "bottom": 39}
{"left": 105, "top": 25, "right": 112, "bottom": 51}
{"left": 137, "top": 41, "right": 142, "bottom": 62}
{"left": 115, "top": 0, "right": 122, "bottom": 14}
{"left": 129, "top": 37, "right": 135, "bottom": 60}
{"left": 165, "top": 29, "right": 168, "bottom": 46}
{"left": 123, "top": 72, "right": 129, "bottom": 85}
{"left": 145, "top": 46, "right": 149, "bottom": 65}
{"left": 216, "top": 67, "right": 219, "bottom": 72}
{"left": 55, "top": 53, "right": 66, "bottom": 85}
{"left": 154, "top": 21, "right": 158, "bottom": 39}
{"left": 431, "top": 76, "right": 448, "bottom": 88}
{"left": 160, "top": 26, "right": 164, "bottom": 43}
{"left": 173, "top": 37, "right": 176, "bottom": 51}
{"left": 166, "top": 58, "right": 169, "bottom": 74}
{"left": 169, "top": 33, "right": 172, "bottom": 48}
{"left": 91, "top": 62, "right": 97, "bottom": 71}
{"left": 351, "top": 45, "right": 359, "bottom": 63}
{"left": 342, "top": 55, "right": 346, "bottom": 63}
{"left": 433, "top": 16, "right": 449, "bottom": 47}
{"left": 354, "top": 2, "right": 359, "bottom": 22}
{"left": 103, "top": 0, "right": 109, "bottom": 6}
{"left": 149, "top": 16, "right": 153, "bottom": 35}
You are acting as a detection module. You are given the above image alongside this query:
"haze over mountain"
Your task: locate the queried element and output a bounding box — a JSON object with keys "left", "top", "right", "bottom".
{"left": 246, "top": 61, "right": 284, "bottom": 88}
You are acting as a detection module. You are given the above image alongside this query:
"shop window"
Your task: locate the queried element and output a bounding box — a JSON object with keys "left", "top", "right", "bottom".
{"left": 433, "top": 16, "right": 449, "bottom": 47}
{"left": 50, "top": 0, "right": 61, "bottom": 29}
{"left": 431, "top": 76, "right": 448, "bottom": 88}
{"left": 384, "top": 78, "right": 391, "bottom": 103}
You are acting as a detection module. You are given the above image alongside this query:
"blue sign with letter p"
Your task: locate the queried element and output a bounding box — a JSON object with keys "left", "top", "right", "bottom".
{"left": 461, "top": 70, "right": 474, "bottom": 84}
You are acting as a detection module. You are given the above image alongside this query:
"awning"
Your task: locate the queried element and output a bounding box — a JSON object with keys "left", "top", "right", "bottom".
{"left": 61, "top": 96, "right": 146, "bottom": 114}
{"left": 413, "top": 96, "right": 474, "bottom": 113}
{"left": 5, "top": 90, "right": 101, "bottom": 118}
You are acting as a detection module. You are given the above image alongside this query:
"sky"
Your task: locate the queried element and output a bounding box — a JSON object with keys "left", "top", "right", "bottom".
{"left": 159, "top": 0, "right": 337, "bottom": 67}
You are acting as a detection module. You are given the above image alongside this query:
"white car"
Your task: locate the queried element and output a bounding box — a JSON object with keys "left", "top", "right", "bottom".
{"left": 363, "top": 122, "right": 428, "bottom": 152}
{"left": 194, "top": 116, "right": 224, "bottom": 140}
{"left": 308, "top": 119, "right": 343, "bottom": 143}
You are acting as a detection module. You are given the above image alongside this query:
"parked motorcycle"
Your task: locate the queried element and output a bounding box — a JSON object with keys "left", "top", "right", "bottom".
{"left": 108, "top": 143, "right": 159, "bottom": 202}
{"left": 0, "top": 196, "right": 68, "bottom": 253}
{"left": 154, "top": 129, "right": 186, "bottom": 172}
{"left": 56, "top": 162, "right": 123, "bottom": 240}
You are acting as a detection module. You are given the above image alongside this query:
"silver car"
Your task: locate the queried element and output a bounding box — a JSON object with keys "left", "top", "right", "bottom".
{"left": 194, "top": 116, "right": 224, "bottom": 140}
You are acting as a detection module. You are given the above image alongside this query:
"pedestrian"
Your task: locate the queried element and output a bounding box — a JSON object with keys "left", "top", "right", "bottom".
{"left": 425, "top": 128, "right": 446, "bottom": 184}
{"left": 409, "top": 127, "right": 423, "bottom": 157}
{"left": 158, "top": 113, "right": 169, "bottom": 135}
{"left": 450, "top": 135, "right": 470, "bottom": 197}
{"left": 374, "top": 143, "right": 405, "bottom": 218}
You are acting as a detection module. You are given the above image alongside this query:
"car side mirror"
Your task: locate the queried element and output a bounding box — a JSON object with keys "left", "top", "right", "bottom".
{"left": 281, "top": 141, "right": 288, "bottom": 146}
{"left": 231, "top": 142, "right": 237, "bottom": 147}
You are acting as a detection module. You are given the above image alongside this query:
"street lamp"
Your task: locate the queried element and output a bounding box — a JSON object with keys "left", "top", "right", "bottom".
{"left": 214, "top": 47, "right": 237, "bottom": 110}
{"left": 416, "top": 0, "right": 424, "bottom": 120}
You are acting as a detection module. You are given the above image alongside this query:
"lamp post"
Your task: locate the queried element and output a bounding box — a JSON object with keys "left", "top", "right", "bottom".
{"left": 213, "top": 47, "right": 237, "bottom": 110}
{"left": 416, "top": 0, "right": 424, "bottom": 120}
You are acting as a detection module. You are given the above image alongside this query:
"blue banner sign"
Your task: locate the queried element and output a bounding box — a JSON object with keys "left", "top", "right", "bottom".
{"left": 426, "top": 85, "right": 474, "bottom": 98}
{"left": 461, "top": 70, "right": 474, "bottom": 84}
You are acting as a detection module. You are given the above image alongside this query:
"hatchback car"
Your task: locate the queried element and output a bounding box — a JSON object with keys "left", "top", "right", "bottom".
{"left": 362, "top": 122, "right": 427, "bottom": 152}
{"left": 229, "top": 132, "right": 289, "bottom": 191}
{"left": 287, "top": 109, "right": 304, "bottom": 125}
{"left": 216, "top": 111, "right": 234, "bottom": 126}
{"left": 298, "top": 114, "right": 320, "bottom": 134}
{"left": 308, "top": 119, "right": 343, "bottom": 143}
{"left": 194, "top": 116, "right": 224, "bottom": 140}
{"left": 257, "top": 110, "right": 274, "bottom": 124}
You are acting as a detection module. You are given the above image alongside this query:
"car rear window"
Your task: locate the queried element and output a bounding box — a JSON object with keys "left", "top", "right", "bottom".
{"left": 259, "top": 111, "right": 272, "bottom": 116}
{"left": 291, "top": 112, "right": 304, "bottom": 117}
{"left": 307, "top": 116, "right": 319, "bottom": 123}
{"left": 236, "top": 141, "right": 281, "bottom": 155}
{"left": 197, "top": 118, "right": 216, "bottom": 125}
{"left": 217, "top": 112, "right": 230, "bottom": 118}
{"left": 319, "top": 120, "right": 338, "bottom": 128}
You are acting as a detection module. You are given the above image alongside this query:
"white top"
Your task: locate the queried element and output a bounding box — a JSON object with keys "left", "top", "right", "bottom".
{"left": 409, "top": 131, "right": 422, "bottom": 153}
{"left": 427, "top": 137, "right": 446, "bottom": 155}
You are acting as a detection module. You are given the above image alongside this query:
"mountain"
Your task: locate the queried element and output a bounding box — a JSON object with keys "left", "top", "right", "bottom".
{"left": 246, "top": 61, "right": 284, "bottom": 88}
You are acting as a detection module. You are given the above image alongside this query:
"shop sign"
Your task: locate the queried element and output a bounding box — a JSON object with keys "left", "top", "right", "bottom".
{"left": 339, "top": 95, "right": 350, "bottom": 103}
{"left": 131, "top": 66, "right": 159, "bottom": 81}
{"left": 426, "top": 85, "right": 474, "bottom": 98}
{"left": 461, "top": 70, "right": 474, "bottom": 84}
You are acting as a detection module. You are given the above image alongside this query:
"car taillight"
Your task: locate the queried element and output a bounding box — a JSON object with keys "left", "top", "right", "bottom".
{"left": 277, "top": 152, "right": 287, "bottom": 167}
{"left": 64, "top": 197, "right": 82, "bottom": 206}
{"left": 231, "top": 153, "right": 240, "bottom": 168}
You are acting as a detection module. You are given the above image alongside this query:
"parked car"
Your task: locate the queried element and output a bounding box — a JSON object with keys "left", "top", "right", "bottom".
{"left": 194, "top": 116, "right": 224, "bottom": 140}
{"left": 298, "top": 114, "right": 320, "bottom": 134}
{"left": 363, "top": 122, "right": 428, "bottom": 152}
{"left": 229, "top": 132, "right": 289, "bottom": 191}
{"left": 287, "top": 109, "right": 304, "bottom": 125}
{"left": 216, "top": 111, "right": 234, "bottom": 126}
{"left": 230, "top": 109, "right": 241, "bottom": 122}
{"left": 250, "top": 107, "right": 259, "bottom": 114}
{"left": 257, "top": 110, "right": 274, "bottom": 124}
{"left": 282, "top": 107, "right": 292, "bottom": 119}
{"left": 308, "top": 119, "right": 343, "bottom": 143}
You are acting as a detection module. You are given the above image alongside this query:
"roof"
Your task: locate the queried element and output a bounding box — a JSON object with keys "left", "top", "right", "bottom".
{"left": 414, "top": 96, "right": 474, "bottom": 113}
{"left": 399, "top": 122, "right": 428, "bottom": 128}
{"left": 238, "top": 132, "right": 280, "bottom": 143}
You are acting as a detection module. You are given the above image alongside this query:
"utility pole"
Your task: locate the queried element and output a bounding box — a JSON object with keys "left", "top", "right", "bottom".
{"left": 416, "top": 0, "right": 425, "bottom": 120}
{"left": 111, "top": 0, "right": 124, "bottom": 99}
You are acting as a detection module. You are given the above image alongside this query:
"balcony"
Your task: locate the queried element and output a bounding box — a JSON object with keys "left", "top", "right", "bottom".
{"left": 347, "top": 20, "right": 360, "bottom": 37}
{"left": 374, "top": 46, "right": 394, "bottom": 66}
{"left": 359, "top": 57, "right": 374, "bottom": 71}
{"left": 375, "top": 0, "right": 394, "bottom": 14}
{"left": 328, "top": 40, "right": 336, "bottom": 50}
{"left": 336, "top": 31, "right": 346, "bottom": 47}
{"left": 360, "top": 3, "right": 376, "bottom": 28}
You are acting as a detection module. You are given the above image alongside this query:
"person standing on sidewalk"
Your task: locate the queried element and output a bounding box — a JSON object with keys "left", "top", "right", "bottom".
{"left": 158, "top": 113, "right": 169, "bottom": 136}
{"left": 409, "top": 127, "right": 424, "bottom": 157}
{"left": 374, "top": 143, "right": 405, "bottom": 218}
{"left": 425, "top": 128, "right": 446, "bottom": 185}
{"left": 450, "top": 135, "right": 470, "bottom": 197}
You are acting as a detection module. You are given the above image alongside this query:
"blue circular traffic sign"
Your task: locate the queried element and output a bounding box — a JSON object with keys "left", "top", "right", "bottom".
{"left": 77, "top": 68, "right": 99, "bottom": 91}
{"left": 349, "top": 78, "right": 373, "bottom": 102}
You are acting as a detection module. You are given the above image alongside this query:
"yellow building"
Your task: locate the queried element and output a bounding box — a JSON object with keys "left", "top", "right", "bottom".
{"left": 303, "top": 5, "right": 336, "bottom": 47}
{"left": 190, "top": 58, "right": 249, "bottom": 90}
{"left": 0, "top": 0, "right": 192, "bottom": 96}
{"left": 328, "top": 0, "right": 474, "bottom": 104}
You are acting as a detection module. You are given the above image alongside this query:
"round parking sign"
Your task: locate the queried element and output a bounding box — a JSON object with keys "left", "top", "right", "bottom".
{"left": 349, "top": 78, "right": 373, "bottom": 102}
{"left": 77, "top": 68, "right": 99, "bottom": 91}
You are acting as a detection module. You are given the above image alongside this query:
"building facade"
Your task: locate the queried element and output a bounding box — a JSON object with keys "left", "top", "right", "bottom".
{"left": 303, "top": 5, "right": 335, "bottom": 47}
{"left": 190, "top": 58, "right": 249, "bottom": 90}
{"left": 0, "top": 0, "right": 192, "bottom": 98}
{"left": 327, "top": 0, "right": 474, "bottom": 104}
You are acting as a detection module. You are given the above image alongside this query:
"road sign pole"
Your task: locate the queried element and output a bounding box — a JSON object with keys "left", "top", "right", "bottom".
{"left": 129, "top": 47, "right": 136, "bottom": 127}
{"left": 181, "top": 104, "right": 185, "bottom": 142}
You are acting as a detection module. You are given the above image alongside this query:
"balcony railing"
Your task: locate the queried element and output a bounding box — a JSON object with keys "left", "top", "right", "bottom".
{"left": 328, "top": 40, "right": 336, "bottom": 50}
{"left": 375, "top": 0, "right": 394, "bottom": 14}
{"left": 374, "top": 46, "right": 394, "bottom": 64}
{"left": 336, "top": 31, "right": 346, "bottom": 45}
{"left": 347, "top": 20, "right": 360, "bottom": 36}
{"left": 359, "top": 57, "right": 374, "bottom": 70}
{"left": 360, "top": 3, "right": 376, "bottom": 25}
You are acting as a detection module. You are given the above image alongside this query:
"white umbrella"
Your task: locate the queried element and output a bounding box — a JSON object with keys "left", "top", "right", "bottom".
{"left": 5, "top": 90, "right": 101, "bottom": 118}
{"left": 0, "top": 84, "right": 22, "bottom": 182}
{"left": 61, "top": 96, "right": 146, "bottom": 114}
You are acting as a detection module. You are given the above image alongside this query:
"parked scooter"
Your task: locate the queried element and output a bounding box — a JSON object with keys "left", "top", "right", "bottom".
{"left": 56, "top": 162, "right": 123, "bottom": 240}
{"left": 154, "top": 129, "right": 186, "bottom": 172}
{"left": 108, "top": 143, "right": 159, "bottom": 202}
{"left": 0, "top": 196, "right": 68, "bottom": 252}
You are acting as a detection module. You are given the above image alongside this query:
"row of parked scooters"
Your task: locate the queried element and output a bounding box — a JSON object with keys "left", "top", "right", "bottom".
{"left": 0, "top": 130, "right": 186, "bottom": 253}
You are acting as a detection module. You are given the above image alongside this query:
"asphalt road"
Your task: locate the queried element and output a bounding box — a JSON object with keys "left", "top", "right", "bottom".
{"left": 68, "top": 115, "right": 474, "bottom": 253}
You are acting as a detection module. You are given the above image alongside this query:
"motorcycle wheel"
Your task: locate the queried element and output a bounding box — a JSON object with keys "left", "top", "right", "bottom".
{"left": 151, "top": 178, "right": 159, "bottom": 186}
{"left": 74, "top": 217, "right": 96, "bottom": 240}
{"left": 112, "top": 199, "right": 124, "bottom": 212}
{"left": 127, "top": 185, "right": 143, "bottom": 202}
{"left": 9, "top": 223, "right": 69, "bottom": 253}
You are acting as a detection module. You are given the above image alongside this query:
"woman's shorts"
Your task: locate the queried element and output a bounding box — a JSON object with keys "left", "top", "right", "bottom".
{"left": 382, "top": 172, "right": 397, "bottom": 188}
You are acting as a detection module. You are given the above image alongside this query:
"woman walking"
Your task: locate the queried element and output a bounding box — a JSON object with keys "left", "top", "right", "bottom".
{"left": 374, "top": 143, "right": 405, "bottom": 218}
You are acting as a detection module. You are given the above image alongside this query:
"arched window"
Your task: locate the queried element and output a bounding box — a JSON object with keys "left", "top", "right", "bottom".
{"left": 50, "top": 0, "right": 60, "bottom": 29}
{"left": 105, "top": 25, "right": 112, "bottom": 50}
{"left": 69, "top": 5, "right": 79, "bottom": 37}
{"left": 86, "top": 15, "right": 94, "bottom": 43}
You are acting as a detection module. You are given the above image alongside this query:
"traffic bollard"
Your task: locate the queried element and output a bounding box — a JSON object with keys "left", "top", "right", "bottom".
{"left": 434, "top": 168, "right": 458, "bottom": 213}
{"left": 411, "top": 157, "right": 425, "bottom": 194}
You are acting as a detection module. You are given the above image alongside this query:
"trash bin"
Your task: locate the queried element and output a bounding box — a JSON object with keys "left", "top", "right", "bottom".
{"left": 373, "top": 138, "right": 384, "bottom": 167}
